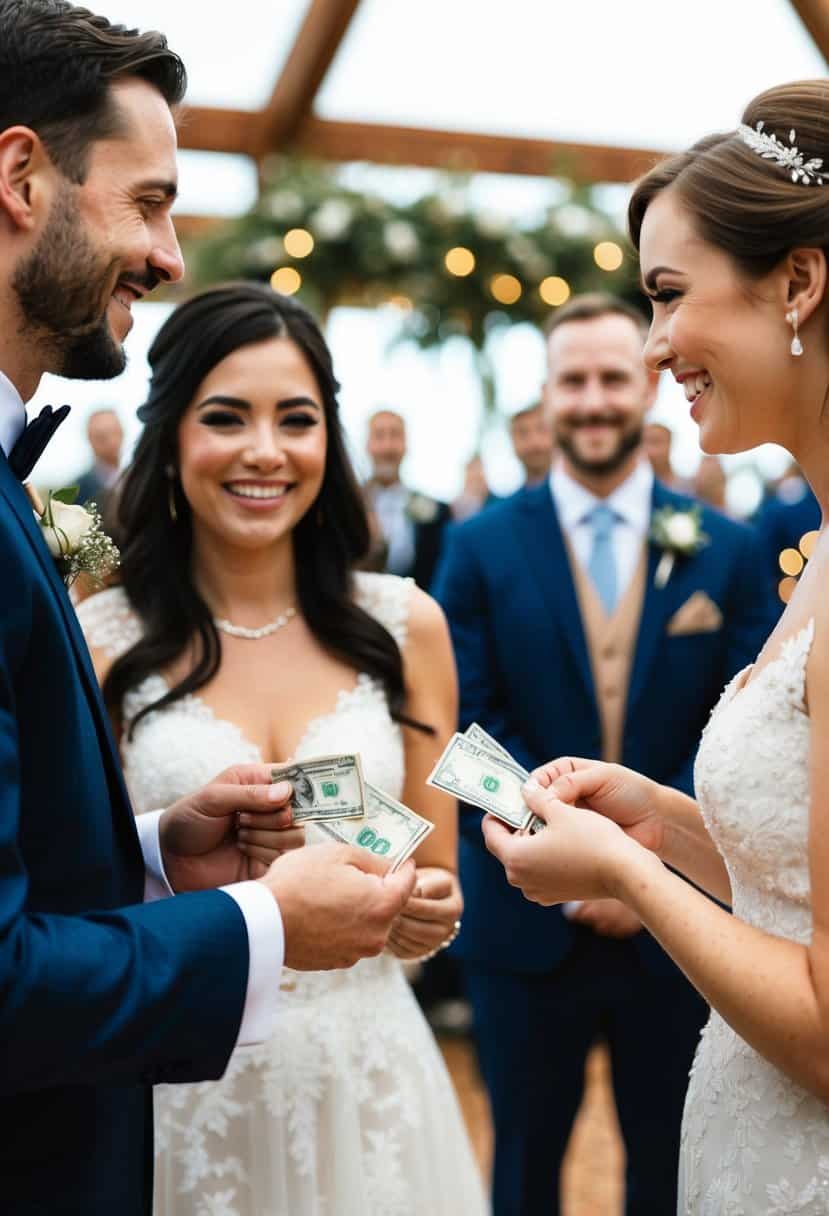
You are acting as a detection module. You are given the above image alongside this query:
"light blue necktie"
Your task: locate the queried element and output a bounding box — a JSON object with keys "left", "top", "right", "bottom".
{"left": 586, "top": 503, "right": 619, "bottom": 615}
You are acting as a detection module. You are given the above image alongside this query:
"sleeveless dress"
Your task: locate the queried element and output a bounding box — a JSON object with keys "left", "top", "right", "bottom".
{"left": 679, "top": 620, "right": 829, "bottom": 1215}
{"left": 77, "top": 573, "right": 488, "bottom": 1216}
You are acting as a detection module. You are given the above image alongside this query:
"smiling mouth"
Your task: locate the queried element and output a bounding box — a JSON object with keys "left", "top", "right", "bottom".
{"left": 682, "top": 372, "right": 712, "bottom": 405}
{"left": 224, "top": 482, "right": 293, "bottom": 502}
{"left": 111, "top": 284, "right": 141, "bottom": 313}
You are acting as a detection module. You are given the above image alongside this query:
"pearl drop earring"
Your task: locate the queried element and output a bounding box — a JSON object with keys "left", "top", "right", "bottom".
{"left": 786, "top": 308, "right": 804, "bottom": 357}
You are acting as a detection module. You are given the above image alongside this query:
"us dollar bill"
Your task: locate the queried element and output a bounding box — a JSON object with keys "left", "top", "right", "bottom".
{"left": 315, "top": 782, "right": 434, "bottom": 871}
{"left": 463, "top": 724, "right": 545, "bottom": 833}
{"left": 270, "top": 754, "right": 366, "bottom": 824}
{"left": 427, "top": 733, "right": 532, "bottom": 831}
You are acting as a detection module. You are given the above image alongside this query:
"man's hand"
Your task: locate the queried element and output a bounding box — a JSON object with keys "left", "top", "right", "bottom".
{"left": 160, "top": 764, "right": 297, "bottom": 892}
{"left": 387, "top": 866, "right": 463, "bottom": 960}
{"left": 262, "top": 845, "right": 417, "bottom": 970}
{"left": 566, "top": 897, "right": 643, "bottom": 938}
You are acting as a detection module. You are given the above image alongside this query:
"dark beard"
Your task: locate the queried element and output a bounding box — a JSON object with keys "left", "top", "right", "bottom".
{"left": 12, "top": 186, "right": 126, "bottom": 381}
{"left": 557, "top": 423, "right": 643, "bottom": 479}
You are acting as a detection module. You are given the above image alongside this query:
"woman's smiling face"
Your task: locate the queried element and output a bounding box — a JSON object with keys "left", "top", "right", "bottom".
{"left": 639, "top": 188, "right": 797, "bottom": 456}
{"left": 176, "top": 335, "right": 327, "bottom": 552}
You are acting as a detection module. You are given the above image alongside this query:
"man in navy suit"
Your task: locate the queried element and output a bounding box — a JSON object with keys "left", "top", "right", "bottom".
{"left": 435, "top": 293, "right": 774, "bottom": 1215}
{"left": 0, "top": 6, "right": 414, "bottom": 1213}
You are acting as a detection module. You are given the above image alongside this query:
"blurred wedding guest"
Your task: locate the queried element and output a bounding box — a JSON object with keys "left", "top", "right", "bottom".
{"left": 509, "top": 401, "right": 555, "bottom": 487}
{"left": 693, "top": 454, "right": 728, "bottom": 512}
{"left": 451, "top": 454, "right": 498, "bottom": 522}
{"left": 76, "top": 406, "right": 123, "bottom": 510}
{"left": 78, "top": 284, "right": 487, "bottom": 1216}
{"left": 435, "top": 292, "right": 774, "bottom": 1216}
{"left": 363, "top": 408, "right": 451, "bottom": 588}
{"left": 754, "top": 461, "right": 820, "bottom": 611}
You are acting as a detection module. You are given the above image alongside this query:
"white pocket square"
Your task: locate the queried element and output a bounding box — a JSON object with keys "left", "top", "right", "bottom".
{"left": 667, "top": 591, "right": 723, "bottom": 636}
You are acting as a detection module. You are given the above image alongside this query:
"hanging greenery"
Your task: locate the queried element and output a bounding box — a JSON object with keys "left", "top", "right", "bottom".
{"left": 189, "top": 156, "right": 643, "bottom": 352}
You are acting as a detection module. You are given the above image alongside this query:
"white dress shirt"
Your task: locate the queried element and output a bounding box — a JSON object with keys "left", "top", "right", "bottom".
{"left": 370, "top": 480, "right": 416, "bottom": 575}
{"left": 550, "top": 459, "right": 654, "bottom": 602}
{"left": 0, "top": 372, "right": 283, "bottom": 1047}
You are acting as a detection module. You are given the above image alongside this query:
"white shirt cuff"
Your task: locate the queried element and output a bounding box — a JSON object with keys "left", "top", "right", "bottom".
{"left": 136, "top": 809, "right": 174, "bottom": 902}
{"left": 220, "top": 880, "right": 284, "bottom": 1046}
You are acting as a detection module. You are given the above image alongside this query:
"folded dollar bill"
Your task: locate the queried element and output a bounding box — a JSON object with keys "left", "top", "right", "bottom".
{"left": 270, "top": 754, "right": 366, "bottom": 824}
{"left": 427, "top": 732, "right": 533, "bottom": 831}
{"left": 315, "top": 781, "right": 434, "bottom": 871}
{"left": 463, "top": 723, "right": 545, "bottom": 834}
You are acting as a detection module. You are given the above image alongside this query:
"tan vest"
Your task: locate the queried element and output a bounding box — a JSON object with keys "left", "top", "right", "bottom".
{"left": 564, "top": 540, "right": 648, "bottom": 763}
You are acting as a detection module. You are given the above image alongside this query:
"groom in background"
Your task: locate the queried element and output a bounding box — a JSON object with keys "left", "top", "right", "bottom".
{"left": 0, "top": 6, "right": 415, "bottom": 1213}
{"left": 435, "top": 293, "right": 775, "bottom": 1215}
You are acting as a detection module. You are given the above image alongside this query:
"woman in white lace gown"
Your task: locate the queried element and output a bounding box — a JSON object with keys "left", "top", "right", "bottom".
{"left": 78, "top": 283, "right": 488, "bottom": 1216}
{"left": 483, "top": 79, "right": 829, "bottom": 1216}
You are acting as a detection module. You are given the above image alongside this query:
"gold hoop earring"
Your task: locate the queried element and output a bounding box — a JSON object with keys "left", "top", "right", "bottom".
{"left": 786, "top": 308, "right": 804, "bottom": 357}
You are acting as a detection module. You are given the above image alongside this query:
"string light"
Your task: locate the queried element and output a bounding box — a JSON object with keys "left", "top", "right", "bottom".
{"left": 283, "top": 228, "right": 314, "bottom": 258}
{"left": 778, "top": 547, "right": 804, "bottom": 577}
{"left": 490, "top": 273, "right": 522, "bottom": 304}
{"left": 539, "top": 276, "right": 571, "bottom": 307}
{"left": 270, "top": 266, "right": 302, "bottom": 295}
{"left": 778, "top": 576, "right": 798, "bottom": 604}
{"left": 799, "top": 530, "right": 819, "bottom": 559}
{"left": 444, "top": 246, "right": 476, "bottom": 277}
{"left": 593, "top": 241, "right": 624, "bottom": 271}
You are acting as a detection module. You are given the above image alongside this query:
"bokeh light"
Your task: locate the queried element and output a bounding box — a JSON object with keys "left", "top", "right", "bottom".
{"left": 283, "top": 228, "right": 315, "bottom": 258}
{"left": 779, "top": 547, "right": 804, "bottom": 577}
{"left": 490, "top": 273, "right": 522, "bottom": 304}
{"left": 799, "top": 530, "right": 819, "bottom": 559}
{"left": 444, "top": 246, "right": 476, "bottom": 277}
{"left": 778, "top": 576, "right": 798, "bottom": 604}
{"left": 593, "top": 241, "right": 624, "bottom": 271}
{"left": 270, "top": 266, "right": 302, "bottom": 294}
{"left": 539, "top": 275, "right": 571, "bottom": 306}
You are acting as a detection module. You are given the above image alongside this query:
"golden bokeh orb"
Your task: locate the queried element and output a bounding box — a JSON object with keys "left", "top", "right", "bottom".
{"left": 444, "top": 246, "right": 476, "bottom": 277}
{"left": 593, "top": 241, "right": 624, "bottom": 272}
{"left": 283, "top": 228, "right": 315, "bottom": 258}
{"left": 799, "top": 530, "right": 819, "bottom": 559}
{"left": 778, "top": 547, "right": 804, "bottom": 577}
{"left": 270, "top": 266, "right": 302, "bottom": 295}
{"left": 387, "top": 294, "right": 413, "bottom": 311}
{"left": 490, "top": 273, "right": 522, "bottom": 304}
{"left": 539, "top": 275, "right": 571, "bottom": 307}
{"left": 778, "top": 576, "right": 798, "bottom": 604}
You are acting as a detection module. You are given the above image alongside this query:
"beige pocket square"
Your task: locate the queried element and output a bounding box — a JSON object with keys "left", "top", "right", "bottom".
{"left": 667, "top": 591, "right": 723, "bottom": 636}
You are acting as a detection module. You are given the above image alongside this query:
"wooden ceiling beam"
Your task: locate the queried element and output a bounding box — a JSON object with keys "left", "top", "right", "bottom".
{"left": 177, "top": 106, "right": 260, "bottom": 155}
{"left": 255, "top": 0, "right": 361, "bottom": 155}
{"left": 291, "top": 117, "right": 665, "bottom": 183}
{"left": 789, "top": 0, "right": 829, "bottom": 62}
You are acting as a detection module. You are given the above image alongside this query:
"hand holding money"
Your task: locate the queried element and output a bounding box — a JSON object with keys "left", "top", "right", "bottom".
{"left": 387, "top": 866, "right": 463, "bottom": 960}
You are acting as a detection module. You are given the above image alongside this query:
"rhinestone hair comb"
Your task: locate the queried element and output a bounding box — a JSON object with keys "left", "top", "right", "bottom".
{"left": 737, "top": 121, "right": 829, "bottom": 185}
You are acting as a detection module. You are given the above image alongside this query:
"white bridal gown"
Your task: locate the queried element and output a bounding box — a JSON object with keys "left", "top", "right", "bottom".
{"left": 78, "top": 573, "right": 488, "bottom": 1216}
{"left": 679, "top": 620, "right": 829, "bottom": 1215}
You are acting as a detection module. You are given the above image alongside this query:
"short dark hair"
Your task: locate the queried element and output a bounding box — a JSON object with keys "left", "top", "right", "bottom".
{"left": 509, "top": 402, "right": 544, "bottom": 429}
{"left": 544, "top": 292, "right": 648, "bottom": 339}
{"left": 0, "top": 0, "right": 186, "bottom": 183}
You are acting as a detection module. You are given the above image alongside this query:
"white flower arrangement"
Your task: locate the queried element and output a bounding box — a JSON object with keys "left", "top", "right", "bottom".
{"left": 407, "top": 492, "right": 440, "bottom": 524}
{"left": 649, "top": 505, "right": 708, "bottom": 589}
{"left": 33, "top": 487, "right": 120, "bottom": 588}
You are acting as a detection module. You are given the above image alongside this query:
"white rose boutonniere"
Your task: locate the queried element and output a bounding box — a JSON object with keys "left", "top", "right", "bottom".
{"left": 31, "top": 486, "right": 120, "bottom": 588}
{"left": 407, "top": 492, "right": 440, "bottom": 525}
{"left": 649, "top": 505, "right": 708, "bottom": 589}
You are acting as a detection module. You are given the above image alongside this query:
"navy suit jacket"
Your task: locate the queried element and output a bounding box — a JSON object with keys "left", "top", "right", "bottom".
{"left": 0, "top": 454, "right": 249, "bottom": 1215}
{"left": 434, "top": 479, "right": 775, "bottom": 976}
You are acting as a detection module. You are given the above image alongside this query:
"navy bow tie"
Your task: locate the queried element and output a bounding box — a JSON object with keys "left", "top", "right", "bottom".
{"left": 8, "top": 404, "right": 71, "bottom": 481}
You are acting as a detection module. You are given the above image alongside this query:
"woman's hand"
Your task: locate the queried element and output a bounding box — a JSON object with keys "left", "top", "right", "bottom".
{"left": 236, "top": 816, "right": 306, "bottom": 878}
{"left": 533, "top": 758, "right": 667, "bottom": 856}
{"left": 482, "top": 773, "right": 655, "bottom": 907}
{"left": 387, "top": 866, "right": 463, "bottom": 960}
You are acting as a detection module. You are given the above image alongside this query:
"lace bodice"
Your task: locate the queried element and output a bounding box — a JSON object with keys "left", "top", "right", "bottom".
{"left": 680, "top": 620, "right": 829, "bottom": 1215}
{"left": 76, "top": 574, "right": 488, "bottom": 1216}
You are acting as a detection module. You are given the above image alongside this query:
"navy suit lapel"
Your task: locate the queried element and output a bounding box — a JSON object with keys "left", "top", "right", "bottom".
{"left": 515, "top": 485, "right": 596, "bottom": 705}
{"left": 0, "top": 454, "right": 134, "bottom": 822}
{"left": 627, "top": 481, "right": 690, "bottom": 714}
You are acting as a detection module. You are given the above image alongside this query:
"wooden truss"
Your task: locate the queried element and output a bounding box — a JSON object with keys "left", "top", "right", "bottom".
{"left": 174, "top": 0, "right": 829, "bottom": 233}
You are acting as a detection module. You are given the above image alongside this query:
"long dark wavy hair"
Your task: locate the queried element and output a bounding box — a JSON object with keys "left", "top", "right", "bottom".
{"left": 104, "top": 281, "right": 430, "bottom": 738}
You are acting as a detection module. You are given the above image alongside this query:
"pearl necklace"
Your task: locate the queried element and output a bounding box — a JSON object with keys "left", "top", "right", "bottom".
{"left": 214, "top": 607, "right": 297, "bottom": 640}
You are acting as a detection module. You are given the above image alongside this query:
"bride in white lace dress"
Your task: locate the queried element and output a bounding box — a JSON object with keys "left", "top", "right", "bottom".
{"left": 482, "top": 79, "right": 829, "bottom": 1215}
{"left": 78, "top": 284, "right": 487, "bottom": 1216}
